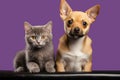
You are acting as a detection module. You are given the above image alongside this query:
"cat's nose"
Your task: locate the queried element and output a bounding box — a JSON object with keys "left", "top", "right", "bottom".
{"left": 38, "top": 41, "right": 41, "bottom": 44}
{"left": 38, "top": 41, "right": 43, "bottom": 45}
{"left": 37, "top": 41, "right": 41, "bottom": 44}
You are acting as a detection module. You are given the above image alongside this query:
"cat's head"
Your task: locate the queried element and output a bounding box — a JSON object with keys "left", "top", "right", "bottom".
{"left": 24, "top": 21, "right": 53, "bottom": 48}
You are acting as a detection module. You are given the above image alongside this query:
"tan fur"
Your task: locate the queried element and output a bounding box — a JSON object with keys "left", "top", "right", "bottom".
{"left": 56, "top": 0, "right": 100, "bottom": 72}
{"left": 56, "top": 35, "right": 68, "bottom": 72}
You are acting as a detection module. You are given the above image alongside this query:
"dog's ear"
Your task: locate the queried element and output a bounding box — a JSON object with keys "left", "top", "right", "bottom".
{"left": 60, "top": 0, "right": 72, "bottom": 20}
{"left": 86, "top": 4, "right": 100, "bottom": 23}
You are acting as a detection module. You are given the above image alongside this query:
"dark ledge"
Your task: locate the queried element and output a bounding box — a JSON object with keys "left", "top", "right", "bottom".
{"left": 0, "top": 70, "right": 120, "bottom": 80}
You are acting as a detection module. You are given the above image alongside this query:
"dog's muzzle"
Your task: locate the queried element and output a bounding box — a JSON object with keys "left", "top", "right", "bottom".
{"left": 69, "top": 27, "right": 84, "bottom": 39}
{"left": 74, "top": 27, "right": 80, "bottom": 34}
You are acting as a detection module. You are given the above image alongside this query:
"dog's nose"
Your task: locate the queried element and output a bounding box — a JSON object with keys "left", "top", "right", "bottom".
{"left": 74, "top": 27, "right": 80, "bottom": 33}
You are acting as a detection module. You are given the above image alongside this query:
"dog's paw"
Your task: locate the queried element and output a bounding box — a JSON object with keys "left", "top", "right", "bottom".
{"left": 15, "top": 67, "right": 24, "bottom": 72}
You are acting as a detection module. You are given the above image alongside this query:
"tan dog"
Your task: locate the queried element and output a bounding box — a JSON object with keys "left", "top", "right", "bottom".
{"left": 56, "top": 0, "right": 100, "bottom": 72}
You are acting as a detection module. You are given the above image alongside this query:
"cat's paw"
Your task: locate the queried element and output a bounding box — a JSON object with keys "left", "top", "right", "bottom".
{"left": 46, "top": 66, "right": 56, "bottom": 73}
{"left": 46, "top": 67, "right": 56, "bottom": 73}
{"left": 45, "top": 61, "right": 56, "bottom": 73}
{"left": 29, "top": 67, "right": 40, "bottom": 73}
{"left": 15, "top": 67, "right": 24, "bottom": 72}
{"left": 27, "top": 62, "right": 40, "bottom": 73}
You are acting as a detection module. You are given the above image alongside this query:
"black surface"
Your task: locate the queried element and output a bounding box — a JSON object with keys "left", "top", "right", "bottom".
{"left": 0, "top": 70, "right": 120, "bottom": 80}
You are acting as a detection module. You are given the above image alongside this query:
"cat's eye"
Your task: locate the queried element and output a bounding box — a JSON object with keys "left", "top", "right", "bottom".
{"left": 82, "top": 21, "right": 88, "bottom": 28}
{"left": 41, "top": 35, "right": 46, "bottom": 39}
{"left": 31, "top": 36, "right": 36, "bottom": 40}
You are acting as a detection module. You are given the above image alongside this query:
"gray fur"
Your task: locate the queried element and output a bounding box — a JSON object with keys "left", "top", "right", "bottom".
{"left": 13, "top": 21, "right": 55, "bottom": 73}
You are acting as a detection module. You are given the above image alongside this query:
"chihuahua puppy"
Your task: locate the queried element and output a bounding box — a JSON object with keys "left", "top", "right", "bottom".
{"left": 56, "top": 0, "right": 100, "bottom": 72}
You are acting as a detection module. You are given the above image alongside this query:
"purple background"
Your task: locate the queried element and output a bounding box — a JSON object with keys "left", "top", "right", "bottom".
{"left": 0, "top": 0, "right": 120, "bottom": 70}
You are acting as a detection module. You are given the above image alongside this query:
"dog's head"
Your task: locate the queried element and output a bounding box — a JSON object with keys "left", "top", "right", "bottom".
{"left": 60, "top": 0, "right": 100, "bottom": 39}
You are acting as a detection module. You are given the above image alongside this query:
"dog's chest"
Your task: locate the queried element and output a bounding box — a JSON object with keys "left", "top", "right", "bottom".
{"left": 62, "top": 37, "right": 89, "bottom": 65}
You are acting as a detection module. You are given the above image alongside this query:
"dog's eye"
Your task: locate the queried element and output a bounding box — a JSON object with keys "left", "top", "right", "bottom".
{"left": 67, "top": 19, "right": 73, "bottom": 27}
{"left": 68, "top": 19, "right": 73, "bottom": 25}
{"left": 83, "top": 21, "right": 88, "bottom": 27}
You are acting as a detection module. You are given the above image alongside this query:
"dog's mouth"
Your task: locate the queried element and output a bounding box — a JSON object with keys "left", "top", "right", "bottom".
{"left": 68, "top": 31, "right": 84, "bottom": 39}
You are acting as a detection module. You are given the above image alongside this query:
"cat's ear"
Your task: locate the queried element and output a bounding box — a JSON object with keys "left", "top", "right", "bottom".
{"left": 24, "top": 21, "right": 32, "bottom": 33}
{"left": 45, "top": 21, "right": 53, "bottom": 33}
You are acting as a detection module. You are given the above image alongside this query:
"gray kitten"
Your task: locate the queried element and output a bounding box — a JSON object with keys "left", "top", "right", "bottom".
{"left": 13, "top": 21, "right": 56, "bottom": 73}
